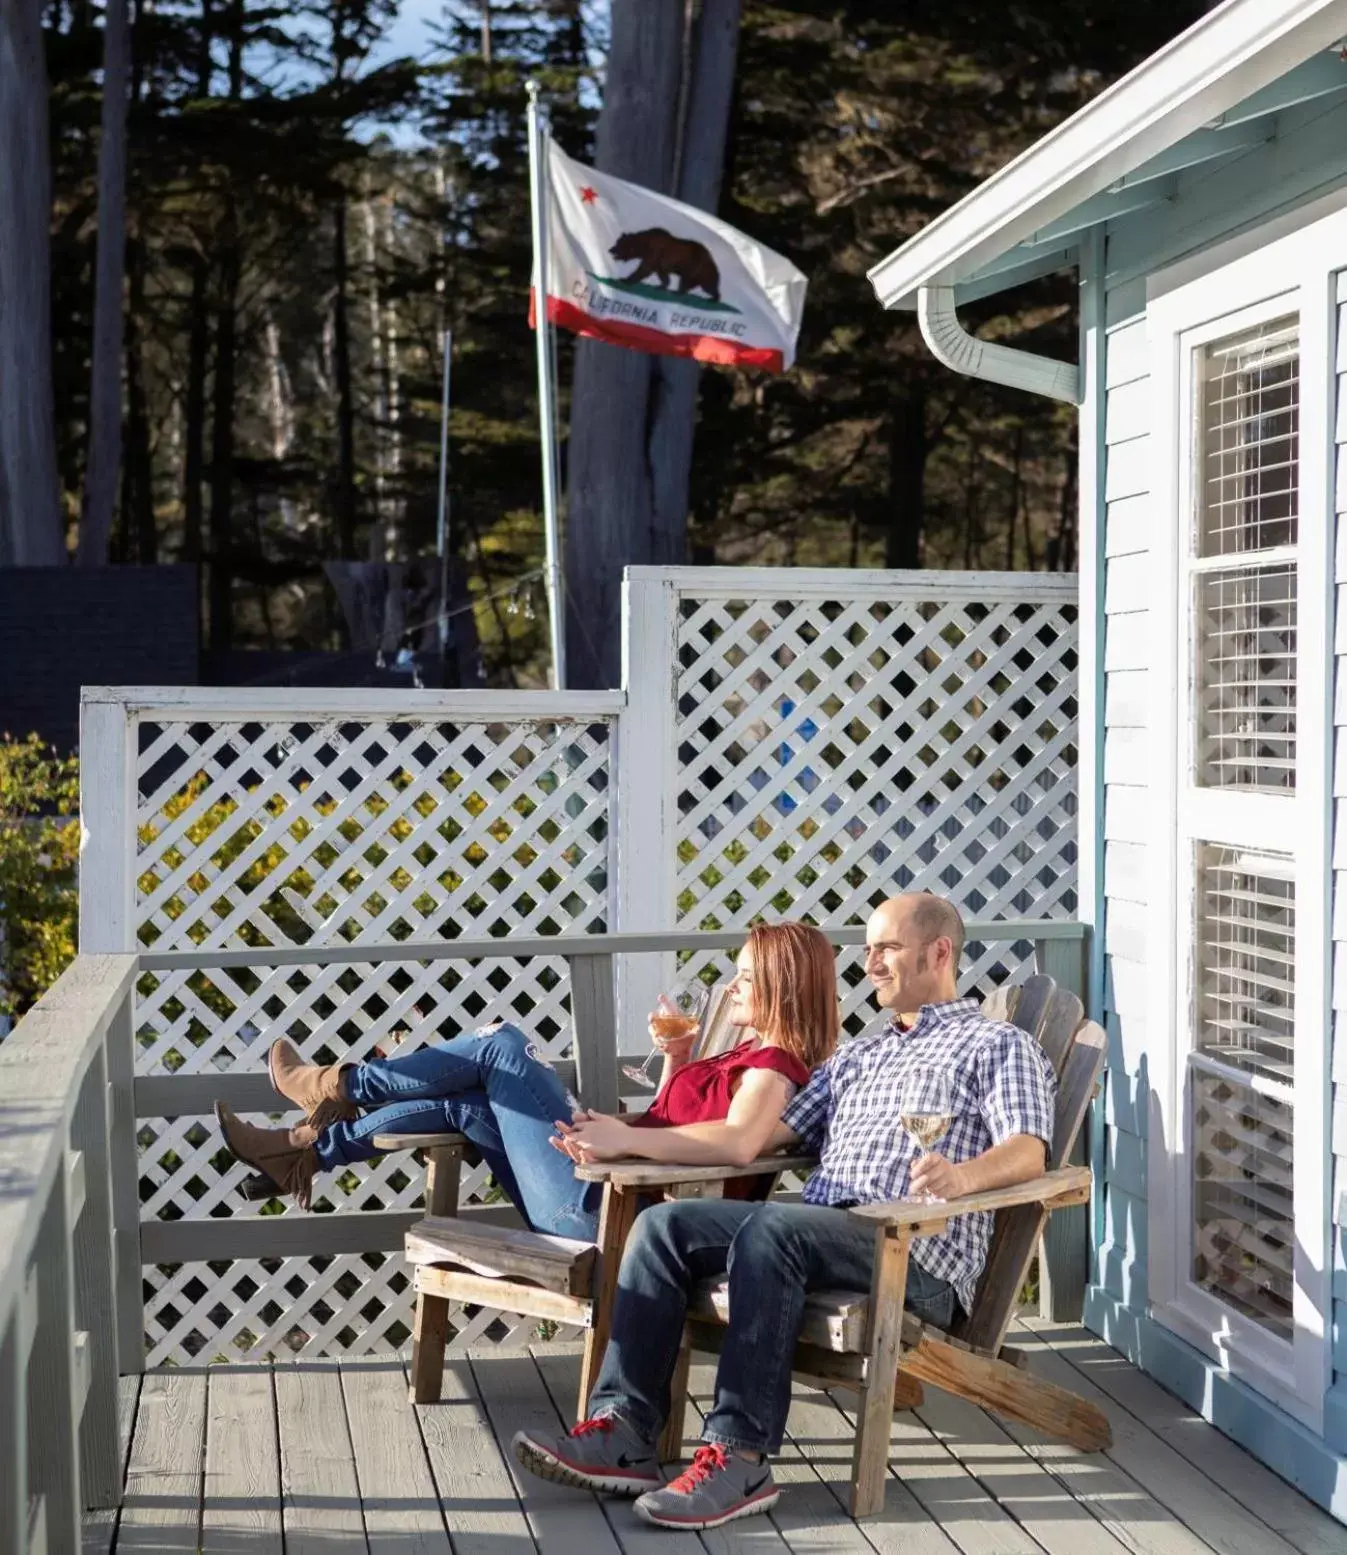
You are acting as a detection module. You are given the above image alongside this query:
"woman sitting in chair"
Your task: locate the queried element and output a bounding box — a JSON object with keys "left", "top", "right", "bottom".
{"left": 213, "top": 921, "right": 839, "bottom": 1240}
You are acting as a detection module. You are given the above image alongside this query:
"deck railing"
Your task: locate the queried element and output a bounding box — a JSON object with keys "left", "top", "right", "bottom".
{"left": 0, "top": 954, "right": 139, "bottom": 1555}
{"left": 0, "top": 920, "right": 1087, "bottom": 1551}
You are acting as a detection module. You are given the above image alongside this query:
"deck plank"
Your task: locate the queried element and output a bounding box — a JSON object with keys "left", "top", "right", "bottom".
{"left": 117, "top": 1369, "right": 206, "bottom": 1550}
{"left": 986, "top": 1362, "right": 1218, "bottom": 1555}
{"left": 1011, "top": 1326, "right": 1302, "bottom": 1555}
{"left": 1026, "top": 1323, "right": 1347, "bottom": 1555}
{"left": 915, "top": 1386, "right": 1133, "bottom": 1555}
{"left": 275, "top": 1359, "right": 368, "bottom": 1555}
{"left": 202, "top": 1363, "right": 282, "bottom": 1554}
{"left": 404, "top": 1353, "right": 535, "bottom": 1555}
{"left": 341, "top": 1355, "right": 450, "bottom": 1555}
{"left": 469, "top": 1346, "right": 625, "bottom": 1555}
{"left": 827, "top": 1388, "right": 1044, "bottom": 1555}
{"left": 81, "top": 1374, "right": 141, "bottom": 1555}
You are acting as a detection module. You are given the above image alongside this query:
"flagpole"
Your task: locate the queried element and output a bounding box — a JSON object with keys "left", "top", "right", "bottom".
{"left": 526, "top": 79, "right": 567, "bottom": 690}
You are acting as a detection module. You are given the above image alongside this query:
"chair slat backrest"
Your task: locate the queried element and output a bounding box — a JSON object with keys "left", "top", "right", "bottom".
{"left": 955, "top": 987, "right": 1105, "bottom": 1353}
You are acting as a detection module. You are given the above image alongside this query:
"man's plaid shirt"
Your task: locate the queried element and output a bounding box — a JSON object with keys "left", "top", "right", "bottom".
{"left": 781, "top": 998, "right": 1057, "bottom": 1313}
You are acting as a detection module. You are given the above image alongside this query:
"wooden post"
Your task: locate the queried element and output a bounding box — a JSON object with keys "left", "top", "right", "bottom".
{"left": 849, "top": 1226, "right": 909, "bottom": 1518}
{"left": 570, "top": 952, "right": 618, "bottom": 1115}
{"left": 0, "top": 1308, "right": 25, "bottom": 1555}
{"left": 658, "top": 1336, "right": 692, "bottom": 1463}
{"left": 28, "top": 1180, "right": 81, "bottom": 1554}
{"left": 425, "top": 1145, "right": 463, "bottom": 1219}
{"left": 577, "top": 1183, "right": 638, "bottom": 1419}
{"left": 104, "top": 990, "right": 144, "bottom": 1373}
{"left": 1036, "top": 932, "right": 1089, "bottom": 1321}
{"left": 70, "top": 1047, "right": 120, "bottom": 1506}
{"left": 78, "top": 695, "right": 137, "bottom": 957}
{"left": 614, "top": 571, "right": 681, "bottom": 1058}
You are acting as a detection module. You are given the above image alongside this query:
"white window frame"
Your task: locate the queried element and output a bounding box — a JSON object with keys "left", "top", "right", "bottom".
{"left": 1145, "top": 207, "right": 1336, "bottom": 1434}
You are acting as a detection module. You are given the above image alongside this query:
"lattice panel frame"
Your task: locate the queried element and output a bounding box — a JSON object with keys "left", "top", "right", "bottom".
{"left": 131, "top": 709, "right": 616, "bottom": 1363}
{"left": 670, "top": 584, "right": 1077, "bottom": 994}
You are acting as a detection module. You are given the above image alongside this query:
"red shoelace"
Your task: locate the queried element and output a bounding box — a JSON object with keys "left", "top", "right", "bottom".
{"left": 570, "top": 1416, "right": 614, "bottom": 1439}
{"left": 668, "top": 1443, "right": 729, "bottom": 1492}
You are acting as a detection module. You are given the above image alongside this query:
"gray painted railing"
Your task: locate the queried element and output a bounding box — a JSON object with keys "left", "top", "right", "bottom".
{"left": 0, "top": 921, "right": 1087, "bottom": 1552}
{"left": 0, "top": 955, "right": 139, "bottom": 1555}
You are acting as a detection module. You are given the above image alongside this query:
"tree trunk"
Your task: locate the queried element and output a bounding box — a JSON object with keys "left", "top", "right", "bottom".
{"left": 76, "top": 0, "right": 131, "bottom": 565}
{"left": 180, "top": 0, "right": 211, "bottom": 566}
{"left": 208, "top": 2, "right": 244, "bottom": 652}
{"left": 124, "top": 234, "right": 155, "bottom": 561}
{"left": 332, "top": 191, "right": 357, "bottom": 558}
{"left": 0, "top": 0, "right": 63, "bottom": 564}
{"left": 885, "top": 380, "right": 926, "bottom": 569}
{"left": 563, "top": 0, "right": 740, "bottom": 688}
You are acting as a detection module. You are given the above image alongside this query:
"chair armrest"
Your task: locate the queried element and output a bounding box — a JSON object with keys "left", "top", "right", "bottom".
{"left": 572, "top": 1153, "right": 818, "bottom": 1190}
{"left": 370, "top": 1131, "right": 470, "bottom": 1152}
{"left": 846, "top": 1165, "right": 1092, "bottom": 1230}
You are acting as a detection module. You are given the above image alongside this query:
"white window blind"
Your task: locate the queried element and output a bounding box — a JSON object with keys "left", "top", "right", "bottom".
{"left": 1190, "top": 844, "right": 1295, "bottom": 1340}
{"left": 1193, "top": 317, "right": 1300, "bottom": 794}
{"left": 1197, "top": 317, "right": 1299, "bottom": 557}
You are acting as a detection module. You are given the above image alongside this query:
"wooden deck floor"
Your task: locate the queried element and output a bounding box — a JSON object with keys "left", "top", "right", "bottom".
{"left": 83, "top": 1320, "right": 1345, "bottom": 1555}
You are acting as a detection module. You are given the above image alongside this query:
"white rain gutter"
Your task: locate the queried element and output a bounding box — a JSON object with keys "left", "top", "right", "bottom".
{"left": 917, "top": 284, "right": 1081, "bottom": 405}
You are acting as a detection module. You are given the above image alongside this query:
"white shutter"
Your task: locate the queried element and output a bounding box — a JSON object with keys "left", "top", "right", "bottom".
{"left": 1190, "top": 845, "right": 1295, "bottom": 1340}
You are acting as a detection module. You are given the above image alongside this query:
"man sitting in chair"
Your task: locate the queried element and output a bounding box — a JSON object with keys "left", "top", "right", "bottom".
{"left": 514, "top": 891, "right": 1056, "bottom": 1531}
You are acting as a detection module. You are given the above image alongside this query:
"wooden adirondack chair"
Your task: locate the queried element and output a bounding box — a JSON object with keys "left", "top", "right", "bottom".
{"left": 573, "top": 974, "right": 1110, "bottom": 1518}
{"left": 392, "top": 981, "right": 798, "bottom": 1407}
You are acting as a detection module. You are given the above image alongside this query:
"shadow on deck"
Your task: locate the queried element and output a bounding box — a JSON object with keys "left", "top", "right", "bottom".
{"left": 86, "top": 1321, "right": 1342, "bottom": 1555}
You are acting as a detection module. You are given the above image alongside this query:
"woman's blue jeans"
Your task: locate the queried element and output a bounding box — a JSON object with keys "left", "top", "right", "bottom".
{"left": 312, "top": 1023, "right": 601, "bottom": 1240}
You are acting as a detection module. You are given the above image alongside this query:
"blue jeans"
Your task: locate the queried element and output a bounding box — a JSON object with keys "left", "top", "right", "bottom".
{"left": 312, "top": 1023, "right": 601, "bottom": 1240}
{"left": 589, "top": 1198, "right": 955, "bottom": 1454}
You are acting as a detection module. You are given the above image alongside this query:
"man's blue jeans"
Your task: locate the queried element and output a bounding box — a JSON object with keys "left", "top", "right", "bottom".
{"left": 588, "top": 1198, "right": 956, "bottom": 1454}
{"left": 311, "top": 1023, "right": 601, "bottom": 1240}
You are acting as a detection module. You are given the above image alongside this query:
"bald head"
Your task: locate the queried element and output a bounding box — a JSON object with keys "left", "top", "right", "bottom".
{"left": 863, "top": 892, "right": 965, "bottom": 1016}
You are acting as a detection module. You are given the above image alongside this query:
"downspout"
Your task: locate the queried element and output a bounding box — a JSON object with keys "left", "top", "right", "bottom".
{"left": 917, "top": 284, "right": 1080, "bottom": 405}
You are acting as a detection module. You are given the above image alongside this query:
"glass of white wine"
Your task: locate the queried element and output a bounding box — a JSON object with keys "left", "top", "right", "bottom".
{"left": 899, "top": 1067, "right": 954, "bottom": 1202}
{"left": 621, "top": 983, "right": 709, "bottom": 1090}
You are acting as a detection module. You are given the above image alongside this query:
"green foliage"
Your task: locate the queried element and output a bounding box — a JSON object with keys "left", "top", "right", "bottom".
{"left": 0, "top": 736, "right": 81, "bottom": 1020}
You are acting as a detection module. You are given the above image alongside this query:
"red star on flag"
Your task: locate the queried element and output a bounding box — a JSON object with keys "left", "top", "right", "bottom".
{"left": 579, "top": 185, "right": 599, "bottom": 204}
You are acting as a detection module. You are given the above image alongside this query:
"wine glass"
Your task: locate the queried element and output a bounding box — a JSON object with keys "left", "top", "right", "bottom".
{"left": 899, "top": 1067, "right": 954, "bottom": 1202}
{"left": 621, "top": 983, "right": 710, "bottom": 1090}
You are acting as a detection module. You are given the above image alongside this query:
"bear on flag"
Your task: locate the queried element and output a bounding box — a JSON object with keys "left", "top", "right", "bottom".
{"left": 531, "top": 137, "right": 807, "bottom": 373}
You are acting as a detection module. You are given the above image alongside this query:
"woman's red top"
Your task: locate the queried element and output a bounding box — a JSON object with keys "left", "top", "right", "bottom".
{"left": 627, "top": 1041, "right": 810, "bottom": 1200}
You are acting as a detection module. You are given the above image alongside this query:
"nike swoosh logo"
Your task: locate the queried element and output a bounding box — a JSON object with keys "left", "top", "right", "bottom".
{"left": 617, "top": 1453, "right": 649, "bottom": 1469}
{"left": 744, "top": 1471, "right": 772, "bottom": 1496}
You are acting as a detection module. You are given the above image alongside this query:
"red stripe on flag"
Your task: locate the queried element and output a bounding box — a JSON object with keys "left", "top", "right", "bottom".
{"left": 529, "top": 290, "right": 784, "bottom": 373}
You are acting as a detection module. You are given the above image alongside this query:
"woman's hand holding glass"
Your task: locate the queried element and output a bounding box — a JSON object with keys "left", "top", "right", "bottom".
{"left": 621, "top": 983, "right": 708, "bottom": 1090}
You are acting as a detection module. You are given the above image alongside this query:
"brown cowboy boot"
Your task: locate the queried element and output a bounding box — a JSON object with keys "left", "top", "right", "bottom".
{"left": 267, "top": 1037, "right": 358, "bottom": 1130}
{"left": 215, "top": 1102, "right": 320, "bottom": 1210}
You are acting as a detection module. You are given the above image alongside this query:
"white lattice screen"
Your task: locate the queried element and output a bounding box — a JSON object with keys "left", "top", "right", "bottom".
{"left": 87, "top": 568, "right": 1078, "bottom": 1364}
{"left": 651, "top": 573, "right": 1078, "bottom": 1028}
{"left": 131, "top": 705, "right": 615, "bottom": 1363}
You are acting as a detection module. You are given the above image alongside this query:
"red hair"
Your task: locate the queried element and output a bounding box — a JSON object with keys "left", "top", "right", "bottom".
{"left": 745, "top": 921, "right": 839, "bottom": 1070}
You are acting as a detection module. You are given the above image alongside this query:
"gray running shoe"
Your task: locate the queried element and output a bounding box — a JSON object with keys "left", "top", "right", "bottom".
{"left": 513, "top": 1413, "right": 661, "bottom": 1496}
{"left": 634, "top": 1444, "right": 779, "bottom": 1529}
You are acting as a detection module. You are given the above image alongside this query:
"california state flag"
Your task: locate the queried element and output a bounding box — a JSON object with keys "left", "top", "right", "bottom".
{"left": 533, "top": 137, "right": 807, "bottom": 372}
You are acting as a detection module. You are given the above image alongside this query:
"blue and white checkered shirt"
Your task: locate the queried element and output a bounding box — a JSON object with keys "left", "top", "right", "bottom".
{"left": 781, "top": 998, "right": 1056, "bottom": 1313}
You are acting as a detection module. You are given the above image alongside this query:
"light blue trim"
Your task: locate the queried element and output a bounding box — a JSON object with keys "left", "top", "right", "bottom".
{"left": 1085, "top": 1286, "right": 1347, "bottom": 1522}
{"left": 1079, "top": 229, "right": 1109, "bottom": 1264}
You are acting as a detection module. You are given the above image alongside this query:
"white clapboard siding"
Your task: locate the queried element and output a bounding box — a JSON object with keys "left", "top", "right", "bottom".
{"left": 1331, "top": 292, "right": 1347, "bottom": 1394}
{"left": 1099, "top": 305, "right": 1153, "bottom": 1321}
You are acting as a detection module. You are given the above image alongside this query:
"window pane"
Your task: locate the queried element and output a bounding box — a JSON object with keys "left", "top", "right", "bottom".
{"left": 1194, "top": 844, "right": 1295, "bottom": 1086}
{"left": 1196, "top": 316, "right": 1299, "bottom": 557}
{"left": 1191, "top": 844, "right": 1295, "bottom": 1341}
{"left": 1194, "top": 563, "right": 1296, "bottom": 791}
{"left": 1192, "top": 1070, "right": 1293, "bottom": 1341}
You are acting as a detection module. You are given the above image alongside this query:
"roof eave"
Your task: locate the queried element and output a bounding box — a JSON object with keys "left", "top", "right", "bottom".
{"left": 868, "top": 0, "right": 1347, "bottom": 311}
